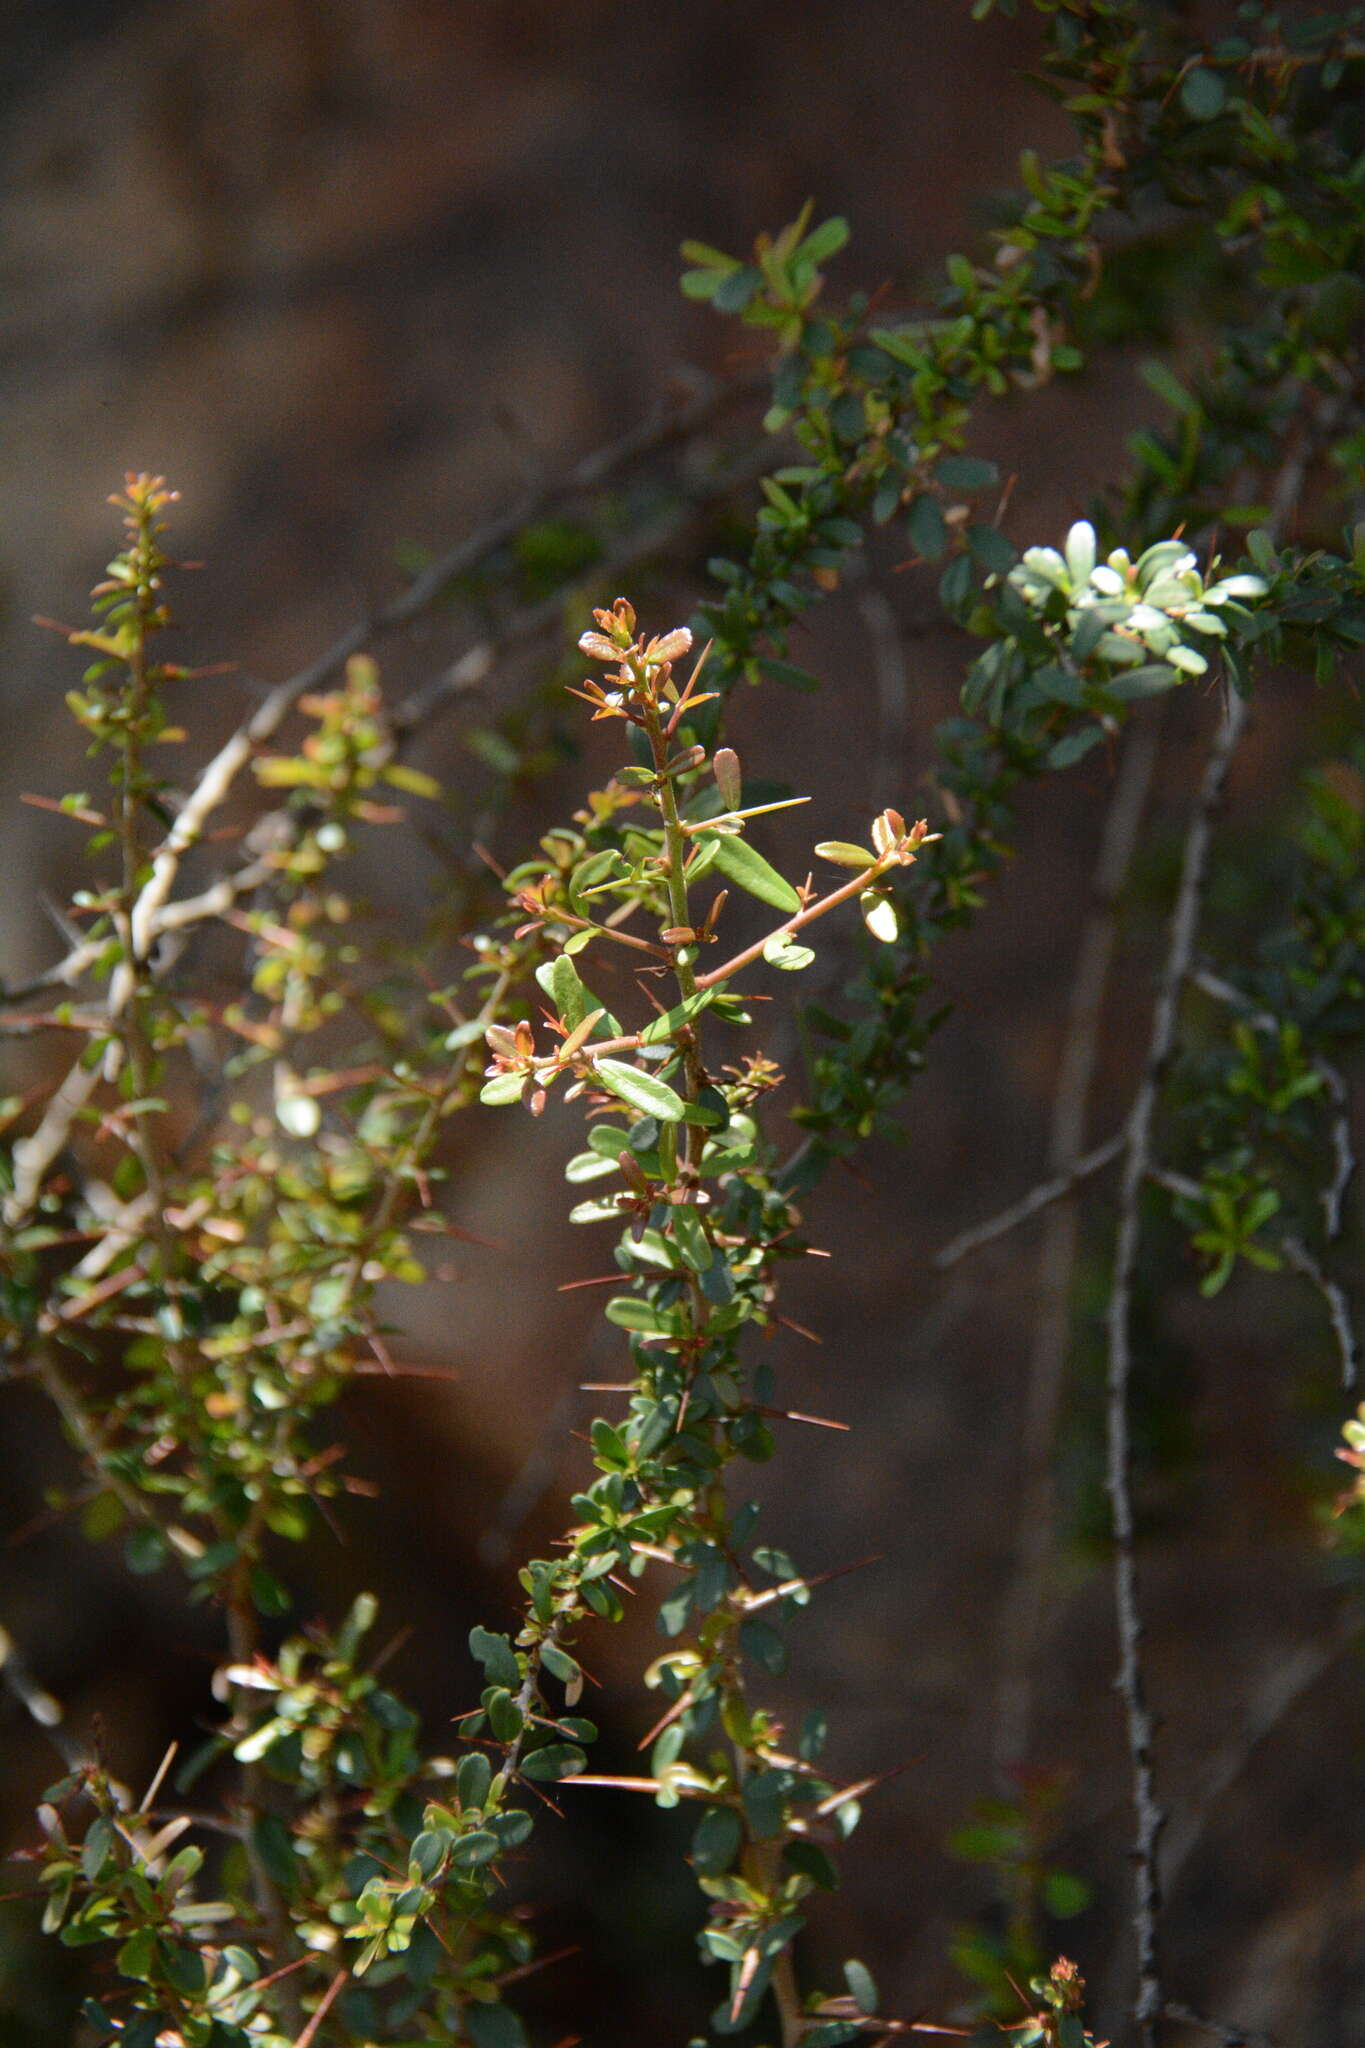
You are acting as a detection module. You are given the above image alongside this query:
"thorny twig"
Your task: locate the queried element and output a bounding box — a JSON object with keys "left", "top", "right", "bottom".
{"left": 1105, "top": 688, "right": 1249, "bottom": 2046}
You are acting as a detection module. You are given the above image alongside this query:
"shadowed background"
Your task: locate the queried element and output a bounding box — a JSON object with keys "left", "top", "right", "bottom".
{"left": 2, "top": 4, "right": 1361, "bottom": 2044}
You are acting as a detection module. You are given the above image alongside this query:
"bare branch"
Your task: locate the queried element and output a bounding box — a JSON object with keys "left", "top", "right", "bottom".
{"left": 932, "top": 1133, "right": 1125, "bottom": 1270}
{"left": 1107, "top": 688, "right": 1248, "bottom": 2045}
{"left": 5, "top": 1053, "right": 102, "bottom": 1225}
{"left": 1277, "top": 1235, "right": 1359, "bottom": 1391}
{"left": 390, "top": 434, "right": 774, "bottom": 737}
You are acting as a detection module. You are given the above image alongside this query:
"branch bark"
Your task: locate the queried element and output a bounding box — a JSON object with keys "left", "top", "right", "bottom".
{"left": 1105, "top": 689, "right": 1248, "bottom": 2045}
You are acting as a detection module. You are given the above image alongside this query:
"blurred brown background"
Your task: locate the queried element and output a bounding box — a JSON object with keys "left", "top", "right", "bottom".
{"left": 2, "top": 4, "right": 1361, "bottom": 2044}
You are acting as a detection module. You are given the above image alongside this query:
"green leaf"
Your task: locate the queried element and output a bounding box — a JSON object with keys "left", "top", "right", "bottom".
{"left": 81, "top": 1818, "right": 116, "bottom": 1881}
{"left": 487, "top": 1809, "right": 534, "bottom": 1850}
{"left": 1180, "top": 66, "right": 1226, "bottom": 119}
{"left": 157, "top": 1943, "right": 205, "bottom": 1998}
{"left": 798, "top": 216, "right": 850, "bottom": 266}
{"left": 519, "top": 1742, "right": 587, "bottom": 1781}
{"left": 740, "top": 1618, "right": 787, "bottom": 1673}
{"left": 480, "top": 1071, "right": 527, "bottom": 1106}
{"left": 1140, "top": 358, "right": 1201, "bottom": 418}
{"left": 860, "top": 889, "right": 900, "bottom": 943}
{"left": 814, "top": 840, "right": 877, "bottom": 869}
{"left": 466, "top": 2001, "right": 529, "bottom": 2048}
{"left": 550, "top": 955, "right": 590, "bottom": 1029}
{"left": 681, "top": 239, "right": 740, "bottom": 273}
{"left": 1042, "top": 1869, "right": 1092, "bottom": 1918}
{"left": 1106, "top": 663, "right": 1180, "bottom": 701}
{"left": 784, "top": 1839, "right": 839, "bottom": 1890}
{"left": 968, "top": 523, "right": 1017, "bottom": 575}
{"left": 1047, "top": 725, "right": 1104, "bottom": 770}
{"left": 844, "top": 1958, "right": 879, "bottom": 2014}
{"left": 935, "top": 455, "right": 998, "bottom": 493}
{"left": 712, "top": 264, "right": 762, "bottom": 313}
{"left": 638, "top": 989, "right": 717, "bottom": 1044}
{"left": 565, "top": 1148, "right": 619, "bottom": 1183}
{"left": 253, "top": 1813, "right": 297, "bottom": 1890}
{"left": 604, "top": 1296, "right": 673, "bottom": 1334}
{"left": 741, "top": 1771, "right": 787, "bottom": 1839}
{"left": 763, "top": 932, "right": 816, "bottom": 970}
{"left": 798, "top": 1708, "right": 828, "bottom": 1760}
{"left": 704, "top": 833, "right": 801, "bottom": 913}
{"left": 81, "top": 1492, "right": 125, "bottom": 1542}
{"left": 469, "top": 1627, "right": 521, "bottom": 1688}
{"left": 670, "top": 1206, "right": 714, "bottom": 1272}
{"left": 691, "top": 1804, "right": 743, "bottom": 1877}
{"left": 906, "top": 493, "right": 947, "bottom": 561}
{"left": 125, "top": 1527, "right": 169, "bottom": 1576}
{"left": 249, "top": 1566, "right": 291, "bottom": 1617}
{"left": 756, "top": 657, "right": 820, "bottom": 692}
{"left": 383, "top": 762, "right": 441, "bottom": 799}
{"left": 457, "top": 1752, "right": 492, "bottom": 1809}
{"left": 540, "top": 1640, "right": 581, "bottom": 1685}
{"left": 408, "top": 1830, "right": 449, "bottom": 1881}
{"left": 868, "top": 325, "right": 927, "bottom": 370}
{"left": 450, "top": 1830, "right": 501, "bottom": 1867}
{"left": 592, "top": 1059, "right": 687, "bottom": 1122}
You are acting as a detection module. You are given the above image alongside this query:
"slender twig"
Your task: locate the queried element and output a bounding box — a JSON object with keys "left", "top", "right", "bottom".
{"left": 993, "top": 708, "right": 1163, "bottom": 1776}
{"left": 1277, "top": 1235, "right": 1358, "bottom": 1389}
{"left": 292, "top": 1967, "right": 350, "bottom": 2048}
{"left": 1106, "top": 689, "right": 1248, "bottom": 2046}
{"left": 30, "top": 1342, "right": 201, "bottom": 1555}
{"left": 389, "top": 435, "right": 774, "bottom": 737}
{"left": 5, "top": 1058, "right": 103, "bottom": 1225}
{"left": 932, "top": 1134, "right": 1126, "bottom": 1270}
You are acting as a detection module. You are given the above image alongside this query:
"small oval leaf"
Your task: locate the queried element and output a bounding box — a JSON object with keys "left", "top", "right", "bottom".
{"left": 813, "top": 841, "right": 877, "bottom": 870}
{"left": 593, "top": 1059, "right": 687, "bottom": 1122}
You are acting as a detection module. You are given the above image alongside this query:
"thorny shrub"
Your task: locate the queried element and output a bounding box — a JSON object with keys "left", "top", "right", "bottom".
{"left": 2, "top": 5, "right": 1363, "bottom": 2048}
